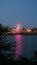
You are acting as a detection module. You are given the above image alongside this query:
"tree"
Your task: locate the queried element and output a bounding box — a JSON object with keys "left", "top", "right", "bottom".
{"left": 0, "top": 24, "right": 16, "bottom": 61}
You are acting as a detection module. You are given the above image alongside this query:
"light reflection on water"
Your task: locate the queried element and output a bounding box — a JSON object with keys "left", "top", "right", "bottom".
{"left": 13, "top": 35, "right": 23, "bottom": 60}
{"left": 2, "top": 35, "right": 37, "bottom": 59}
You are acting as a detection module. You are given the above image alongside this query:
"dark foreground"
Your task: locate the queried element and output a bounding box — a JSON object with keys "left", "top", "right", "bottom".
{"left": 0, "top": 53, "right": 37, "bottom": 65}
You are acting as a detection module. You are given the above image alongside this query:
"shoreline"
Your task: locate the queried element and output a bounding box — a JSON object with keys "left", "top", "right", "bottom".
{"left": 2, "top": 32, "right": 37, "bottom": 35}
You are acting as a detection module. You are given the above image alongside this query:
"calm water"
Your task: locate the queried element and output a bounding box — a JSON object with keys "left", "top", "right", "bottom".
{"left": 3, "top": 35, "right": 37, "bottom": 59}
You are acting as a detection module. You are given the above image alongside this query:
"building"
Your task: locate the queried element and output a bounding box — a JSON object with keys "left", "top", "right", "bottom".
{"left": 26, "top": 28, "right": 32, "bottom": 32}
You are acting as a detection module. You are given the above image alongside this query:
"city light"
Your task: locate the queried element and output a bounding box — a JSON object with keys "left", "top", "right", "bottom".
{"left": 15, "top": 22, "right": 22, "bottom": 32}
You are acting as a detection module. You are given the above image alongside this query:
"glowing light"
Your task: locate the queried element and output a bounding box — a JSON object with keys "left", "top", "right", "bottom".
{"left": 13, "top": 22, "right": 23, "bottom": 60}
{"left": 15, "top": 22, "right": 22, "bottom": 32}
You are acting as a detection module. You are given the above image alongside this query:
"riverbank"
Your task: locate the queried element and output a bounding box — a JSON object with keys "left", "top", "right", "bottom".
{"left": 2, "top": 32, "right": 37, "bottom": 35}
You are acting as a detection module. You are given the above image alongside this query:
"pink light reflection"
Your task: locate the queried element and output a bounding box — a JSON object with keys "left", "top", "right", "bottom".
{"left": 13, "top": 35, "right": 23, "bottom": 60}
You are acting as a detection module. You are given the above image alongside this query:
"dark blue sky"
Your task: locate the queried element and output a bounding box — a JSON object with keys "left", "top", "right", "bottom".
{"left": 0, "top": 0, "right": 37, "bottom": 28}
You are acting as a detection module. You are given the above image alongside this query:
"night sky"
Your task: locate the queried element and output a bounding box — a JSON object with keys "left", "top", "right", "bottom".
{"left": 0, "top": 0, "right": 37, "bottom": 28}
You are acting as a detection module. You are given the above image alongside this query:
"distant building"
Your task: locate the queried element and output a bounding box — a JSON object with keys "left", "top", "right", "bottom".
{"left": 26, "top": 28, "right": 32, "bottom": 32}
{"left": 10, "top": 28, "right": 22, "bottom": 33}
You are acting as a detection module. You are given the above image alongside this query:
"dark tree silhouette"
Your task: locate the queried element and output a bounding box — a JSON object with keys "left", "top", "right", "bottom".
{"left": 0, "top": 24, "right": 14, "bottom": 63}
